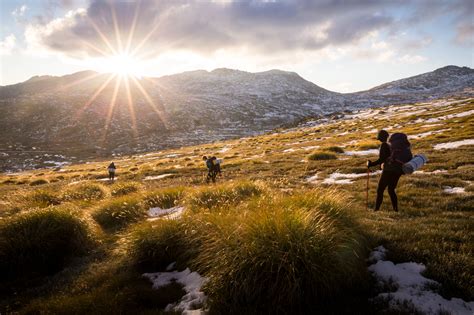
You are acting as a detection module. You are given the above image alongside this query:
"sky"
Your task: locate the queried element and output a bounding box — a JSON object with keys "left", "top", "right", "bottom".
{"left": 0, "top": 0, "right": 473, "bottom": 92}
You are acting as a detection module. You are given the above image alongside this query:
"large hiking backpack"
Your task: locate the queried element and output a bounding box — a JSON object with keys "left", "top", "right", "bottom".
{"left": 206, "top": 159, "right": 214, "bottom": 170}
{"left": 388, "top": 133, "right": 413, "bottom": 168}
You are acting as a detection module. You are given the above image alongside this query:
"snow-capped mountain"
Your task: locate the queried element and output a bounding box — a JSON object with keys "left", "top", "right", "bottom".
{"left": 0, "top": 65, "right": 472, "bottom": 171}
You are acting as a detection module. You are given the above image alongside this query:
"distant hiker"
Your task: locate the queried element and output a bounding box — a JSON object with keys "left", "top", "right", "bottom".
{"left": 108, "top": 162, "right": 116, "bottom": 181}
{"left": 211, "top": 156, "right": 222, "bottom": 176}
{"left": 203, "top": 156, "right": 217, "bottom": 183}
{"left": 367, "top": 130, "right": 412, "bottom": 212}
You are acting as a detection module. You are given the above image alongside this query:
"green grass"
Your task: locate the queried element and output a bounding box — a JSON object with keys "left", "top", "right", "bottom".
{"left": 92, "top": 195, "right": 146, "bottom": 230}
{"left": 185, "top": 180, "right": 266, "bottom": 211}
{"left": 142, "top": 186, "right": 186, "bottom": 209}
{"left": 189, "top": 190, "right": 368, "bottom": 313}
{"left": 28, "top": 189, "right": 61, "bottom": 207}
{"left": 0, "top": 97, "right": 472, "bottom": 314}
{"left": 111, "top": 181, "right": 142, "bottom": 197}
{"left": 324, "top": 146, "right": 345, "bottom": 153}
{"left": 29, "top": 178, "right": 49, "bottom": 186}
{"left": 308, "top": 151, "right": 337, "bottom": 160}
{"left": 0, "top": 207, "right": 96, "bottom": 280}
{"left": 62, "top": 182, "right": 108, "bottom": 201}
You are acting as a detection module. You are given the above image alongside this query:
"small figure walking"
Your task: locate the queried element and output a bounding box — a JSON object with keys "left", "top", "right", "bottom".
{"left": 203, "top": 156, "right": 217, "bottom": 183}
{"left": 108, "top": 162, "right": 116, "bottom": 181}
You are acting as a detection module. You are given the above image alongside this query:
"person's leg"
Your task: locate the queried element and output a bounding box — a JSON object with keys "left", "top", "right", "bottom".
{"left": 375, "top": 171, "right": 390, "bottom": 210}
{"left": 387, "top": 172, "right": 402, "bottom": 211}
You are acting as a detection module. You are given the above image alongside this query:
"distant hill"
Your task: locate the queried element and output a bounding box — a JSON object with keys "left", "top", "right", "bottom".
{"left": 0, "top": 65, "right": 473, "bottom": 171}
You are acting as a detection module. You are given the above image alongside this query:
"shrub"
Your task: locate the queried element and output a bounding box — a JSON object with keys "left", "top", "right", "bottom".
{"left": 142, "top": 187, "right": 185, "bottom": 209}
{"left": 62, "top": 183, "right": 107, "bottom": 201}
{"left": 324, "top": 146, "right": 345, "bottom": 153}
{"left": 111, "top": 181, "right": 141, "bottom": 197}
{"left": 29, "top": 189, "right": 61, "bottom": 207}
{"left": 92, "top": 195, "right": 146, "bottom": 230}
{"left": 308, "top": 151, "right": 337, "bottom": 160}
{"left": 186, "top": 181, "right": 265, "bottom": 211}
{"left": 191, "top": 190, "right": 367, "bottom": 314}
{"left": 30, "top": 179, "right": 49, "bottom": 186}
{"left": 0, "top": 208, "right": 95, "bottom": 280}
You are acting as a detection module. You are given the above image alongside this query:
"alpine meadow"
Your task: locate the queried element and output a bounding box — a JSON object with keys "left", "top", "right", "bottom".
{"left": 0, "top": 1, "right": 473, "bottom": 314}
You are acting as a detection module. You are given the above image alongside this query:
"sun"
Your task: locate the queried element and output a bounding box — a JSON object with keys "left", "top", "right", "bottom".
{"left": 100, "top": 53, "right": 144, "bottom": 77}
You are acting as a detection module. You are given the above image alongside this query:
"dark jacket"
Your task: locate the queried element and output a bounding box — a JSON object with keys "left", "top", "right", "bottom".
{"left": 369, "top": 142, "right": 390, "bottom": 167}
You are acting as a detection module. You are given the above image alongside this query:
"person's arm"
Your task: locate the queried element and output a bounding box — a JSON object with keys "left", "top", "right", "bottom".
{"left": 368, "top": 143, "right": 390, "bottom": 167}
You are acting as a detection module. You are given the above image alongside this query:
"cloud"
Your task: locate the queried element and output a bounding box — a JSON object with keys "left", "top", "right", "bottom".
{"left": 0, "top": 34, "right": 16, "bottom": 55}
{"left": 25, "top": 0, "right": 401, "bottom": 59}
{"left": 12, "top": 5, "right": 28, "bottom": 17}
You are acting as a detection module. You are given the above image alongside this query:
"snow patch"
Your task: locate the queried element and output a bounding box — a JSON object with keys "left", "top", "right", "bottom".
{"left": 144, "top": 174, "right": 174, "bottom": 181}
{"left": 143, "top": 268, "right": 207, "bottom": 314}
{"left": 148, "top": 206, "right": 185, "bottom": 220}
{"left": 344, "top": 149, "right": 379, "bottom": 156}
{"left": 368, "top": 246, "right": 474, "bottom": 315}
{"left": 443, "top": 186, "right": 466, "bottom": 194}
{"left": 433, "top": 139, "right": 474, "bottom": 150}
{"left": 408, "top": 128, "right": 450, "bottom": 139}
{"left": 322, "top": 171, "right": 381, "bottom": 185}
{"left": 414, "top": 169, "right": 448, "bottom": 175}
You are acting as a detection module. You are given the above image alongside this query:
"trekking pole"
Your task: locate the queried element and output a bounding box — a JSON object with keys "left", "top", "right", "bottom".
{"left": 366, "top": 167, "right": 370, "bottom": 211}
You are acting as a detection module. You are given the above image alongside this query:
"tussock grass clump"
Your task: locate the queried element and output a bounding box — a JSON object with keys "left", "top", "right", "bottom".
{"left": 128, "top": 220, "right": 193, "bottom": 271}
{"left": 0, "top": 208, "right": 95, "bottom": 280}
{"left": 62, "top": 182, "right": 108, "bottom": 201}
{"left": 324, "top": 146, "right": 345, "bottom": 153}
{"left": 28, "top": 189, "right": 61, "bottom": 207}
{"left": 356, "top": 140, "right": 379, "bottom": 150}
{"left": 92, "top": 195, "right": 146, "bottom": 230}
{"left": 111, "top": 181, "right": 142, "bottom": 197}
{"left": 186, "top": 181, "right": 265, "bottom": 211}
{"left": 308, "top": 151, "right": 337, "bottom": 160}
{"left": 192, "top": 190, "right": 367, "bottom": 313}
{"left": 29, "top": 178, "right": 49, "bottom": 186}
{"left": 142, "top": 186, "right": 185, "bottom": 209}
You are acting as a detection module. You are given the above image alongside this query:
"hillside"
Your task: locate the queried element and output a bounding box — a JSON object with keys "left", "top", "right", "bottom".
{"left": 0, "top": 66, "right": 473, "bottom": 172}
{"left": 0, "top": 96, "right": 473, "bottom": 314}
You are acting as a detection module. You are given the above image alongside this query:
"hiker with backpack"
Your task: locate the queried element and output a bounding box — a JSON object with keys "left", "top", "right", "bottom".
{"left": 108, "top": 162, "right": 116, "bottom": 181}
{"left": 367, "top": 130, "right": 412, "bottom": 212}
{"left": 203, "top": 156, "right": 217, "bottom": 183}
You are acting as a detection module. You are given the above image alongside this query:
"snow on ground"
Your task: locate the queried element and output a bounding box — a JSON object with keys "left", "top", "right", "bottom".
{"left": 368, "top": 246, "right": 474, "bottom": 315}
{"left": 302, "top": 145, "right": 320, "bottom": 151}
{"left": 424, "top": 109, "right": 474, "bottom": 123}
{"left": 306, "top": 173, "right": 319, "bottom": 183}
{"left": 364, "top": 128, "right": 378, "bottom": 134}
{"left": 443, "top": 187, "right": 466, "bottom": 194}
{"left": 433, "top": 139, "right": 474, "bottom": 150}
{"left": 321, "top": 171, "right": 381, "bottom": 185}
{"left": 344, "top": 149, "right": 379, "bottom": 156}
{"left": 408, "top": 129, "right": 450, "bottom": 139}
{"left": 414, "top": 169, "right": 448, "bottom": 175}
{"left": 97, "top": 177, "right": 118, "bottom": 181}
{"left": 143, "top": 268, "right": 207, "bottom": 314}
{"left": 219, "top": 146, "right": 231, "bottom": 153}
{"left": 144, "top": 174, "right": 174, "bottom": 181}
{"left": 148, "top": 206, "right": 185, "bottom": 220}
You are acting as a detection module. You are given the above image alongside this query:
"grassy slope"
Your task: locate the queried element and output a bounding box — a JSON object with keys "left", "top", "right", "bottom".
{"left": 0, "top": 97, "right": 473, "bottom": 313}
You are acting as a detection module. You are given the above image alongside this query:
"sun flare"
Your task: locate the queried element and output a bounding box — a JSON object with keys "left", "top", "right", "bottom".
{"left": 99, "top": 53, "right": 144, "bottom": 77}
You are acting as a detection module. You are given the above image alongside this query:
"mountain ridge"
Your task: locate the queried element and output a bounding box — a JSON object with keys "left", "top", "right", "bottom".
{"left": 0, "top": 65, "right": 473, "bottom": 171}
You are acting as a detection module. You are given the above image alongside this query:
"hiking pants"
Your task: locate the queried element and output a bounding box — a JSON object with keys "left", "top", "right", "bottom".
{"left": 375, "top": 170, "right": 402, "bottom": 211}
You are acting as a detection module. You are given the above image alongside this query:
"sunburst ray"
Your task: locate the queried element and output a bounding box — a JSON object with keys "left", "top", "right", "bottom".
{"left": 102, "top": 76, "right": 122, "bottom": 143}
{"left": 75, "top": 74, "right": 116, "bottom": 119}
